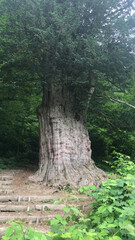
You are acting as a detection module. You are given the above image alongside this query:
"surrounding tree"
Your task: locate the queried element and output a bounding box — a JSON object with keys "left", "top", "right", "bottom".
{"left": 0, "top": 0, "right": 135, "bottom": 187}
{"left": 0, "top": 87, "right": 40, "bottom": 166}
{"left": 87, "top": 77, "right": 135, "bottom": 163}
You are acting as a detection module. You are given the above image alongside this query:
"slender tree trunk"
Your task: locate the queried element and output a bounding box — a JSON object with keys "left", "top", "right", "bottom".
{"left": 30, "top": 86, "right": 107, "bottom": 188}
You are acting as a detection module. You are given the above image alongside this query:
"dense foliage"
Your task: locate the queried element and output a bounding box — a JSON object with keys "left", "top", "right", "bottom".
{"left": 88, "top": 80, "right": 135, "bottom": 162}
{"left": 0, "top": 91, "right": 40, "bottom": 168}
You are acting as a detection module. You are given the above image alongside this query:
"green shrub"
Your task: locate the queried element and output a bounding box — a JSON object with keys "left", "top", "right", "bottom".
{"left": 86, "top": 174, "right": 135, "bottom": 240}
{"left": 106, "top": 151, "right": 135, "bottom": 176}
{"left": 2, "top": 221, "right": 47, "bottom": 240}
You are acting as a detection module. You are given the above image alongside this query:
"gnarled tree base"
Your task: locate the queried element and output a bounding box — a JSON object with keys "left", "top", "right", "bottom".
{"left": 29, "top": 97, "right": 107, "bottom": 188}
{"left": 29, "top": 162, "right": 107, "bottom": 188}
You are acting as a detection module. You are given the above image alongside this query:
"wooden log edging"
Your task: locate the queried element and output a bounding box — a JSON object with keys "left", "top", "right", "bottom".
{"left": 0, "top": 176, "right": 13, "bottom": 181}
{"left": 0, "top": 190, "right": 13, "bottom": 195}
{"left": 0, "top": 204, "right": 65, "bottom": 212}
{"left": 0, "top": 195, "right": 88, "bottom": 202}
{"left": 0, "top": 181, "right": 12, "bottom": 185}
{"left": 0, "top": 215, "right": 56, "bottom": 224}
{"left": 0, "top": 196, "right": 58, "bottom": 202}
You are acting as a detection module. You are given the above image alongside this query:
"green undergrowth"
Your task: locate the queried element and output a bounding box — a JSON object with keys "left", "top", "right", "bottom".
{"left": 0, "top": 157, "right": 38, "bottom": 171}
{"left": 2, "top": 153, "right": 135, "bottom": 240}
{"left": 0, "top": 158, "right": 38, "bottom": 174}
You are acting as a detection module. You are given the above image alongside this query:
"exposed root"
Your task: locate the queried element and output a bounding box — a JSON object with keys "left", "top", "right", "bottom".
{"left": 29, "top": 162, "right": 107, "bottom": 188}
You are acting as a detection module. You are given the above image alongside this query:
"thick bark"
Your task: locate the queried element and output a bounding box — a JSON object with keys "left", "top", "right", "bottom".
{"left": 30, "top": 87, "right": 107, "bottom": 188}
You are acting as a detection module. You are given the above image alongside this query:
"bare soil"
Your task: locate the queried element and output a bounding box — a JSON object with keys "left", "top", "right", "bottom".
{"left": 0, "top": 168, "right": 93, "bottom": 237}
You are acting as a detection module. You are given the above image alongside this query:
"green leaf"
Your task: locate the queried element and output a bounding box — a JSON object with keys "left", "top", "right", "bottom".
{"left": 50, "top": 219, "right": 60, "bottom": 225}
{"left": 54, "top": 198, "right": 63, "bottom": 204}
{"left": 97, "top": 206, "right": 107, "bottom": 213}
{"left": 64, "top": 206, "right": 71, "bottom": 213}
{"left": 109, "top": 236, "right": 122, "bottom": 240}
{"left": 55, "top": 215, "right": 64, "bottom": 222}
{"left": 106, "top": 216, "right": 114, "bottom": 223}
{"left": 88, "top": 186, "right": 97, "bottom": 191}
{"left": 119, "top": 220, "right": 132, "bottom": 228}
{"left": 93, "top": 193, "right": 98, "bottom": 199}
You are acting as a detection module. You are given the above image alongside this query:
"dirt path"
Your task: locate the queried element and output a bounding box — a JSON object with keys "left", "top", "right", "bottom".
{"left": 0, "top": 168, "right": 91, "bottom": 238}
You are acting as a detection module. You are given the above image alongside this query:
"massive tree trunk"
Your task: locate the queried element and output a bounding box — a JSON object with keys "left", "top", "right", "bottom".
{"left": 30, "top": 86, "right": 106, "bottom": 188}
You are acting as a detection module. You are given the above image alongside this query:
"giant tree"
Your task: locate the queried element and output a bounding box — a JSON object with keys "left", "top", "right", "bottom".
{"left": 0, "top": 0, "right": 135, "bottom": 187}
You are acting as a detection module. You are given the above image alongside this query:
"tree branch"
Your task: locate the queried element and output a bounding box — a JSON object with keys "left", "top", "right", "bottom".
{"left": 86, "top": 79, "right": 96, "bottom": 109}
{"left": 99, "top": 111, "right": 115, "bottom": 127}
{"left": 96, "top": 94, "right": 135, "bottom": 109}
{"left": 108, "top": 97, "right": 135, "bottom": 109}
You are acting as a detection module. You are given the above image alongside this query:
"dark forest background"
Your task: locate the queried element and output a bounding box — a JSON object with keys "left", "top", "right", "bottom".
{"left": 0, "top": 81, "right": 135, "bottom": 169}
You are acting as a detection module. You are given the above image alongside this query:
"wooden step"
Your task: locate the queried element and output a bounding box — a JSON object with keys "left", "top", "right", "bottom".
{"left": 0, "top": 213, "right": 56, "bottom": 224}
{"left": 0, "top": 195, "right": 87, "bottom": 203}
{"left": 0, "top": 185, "right": 11, "bottom": 189}
{"left": 0, "top": 181, "right": 12, "bottom": 185}
{"left": 0, "top": 205, "right": 30, "bottom": 212}
{"left": 0, "top": 204, "right": 65, "bottom": 212}
{"left": 0, "top": 176, "right": 13, "bottom": 181}
{"left": 35, "top": 204, "right": 65, "bottom": 211}
{"left": 0, "top": 190, "right": 13, "bottom": 195}
{"left": 0, "top": 195, "right": 58, "bottom": 202}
